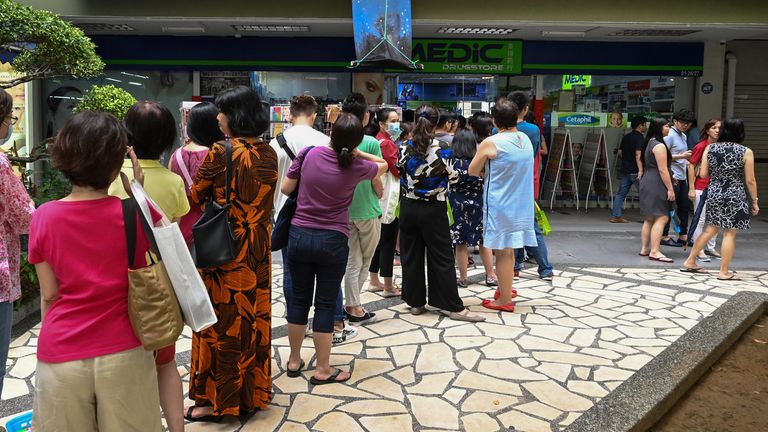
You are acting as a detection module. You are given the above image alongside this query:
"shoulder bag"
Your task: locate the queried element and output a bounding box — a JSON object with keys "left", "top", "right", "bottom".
{"left": 122, "top": 198, "right": 184, "bottom": 351}
{"left": 272, "top": 144, "right": 313, "bottom": 251}
{"left": 192, "top": 140, "right": 238, "bottom": 268}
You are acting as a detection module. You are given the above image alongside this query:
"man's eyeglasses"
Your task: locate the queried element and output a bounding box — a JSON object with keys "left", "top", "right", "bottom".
{"left": 2, "top": 116, "right": 18, "bottom": 126}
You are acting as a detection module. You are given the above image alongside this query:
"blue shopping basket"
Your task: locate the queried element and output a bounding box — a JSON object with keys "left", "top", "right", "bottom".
{"left": 5, "top": 411, "right": 32, "bottom": 432}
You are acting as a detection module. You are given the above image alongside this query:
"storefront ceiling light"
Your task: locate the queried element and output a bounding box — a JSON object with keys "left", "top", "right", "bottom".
{"left": 232, "top": 25, "right": 310, "bottom": 32}
{"left": 541, "top": 31, "right": 585, "bottom": 38}
{"left": 437, "top": 27, "right": 517, "bottom": 35}
{"left": 76, "top": 23, "right": 135, "bottom": 32}
{"left": 607, "top": 29, "right": 701, "bottom": 37}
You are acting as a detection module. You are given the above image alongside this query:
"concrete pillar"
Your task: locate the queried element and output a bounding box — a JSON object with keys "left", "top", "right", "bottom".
{"left": 696, "top": 41, "right": 726, "bottom": 123}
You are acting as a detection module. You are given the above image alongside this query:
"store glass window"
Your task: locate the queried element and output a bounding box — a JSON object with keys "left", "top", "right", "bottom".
{"left": 42, "top": 70, "right": 194, "bottom": 140}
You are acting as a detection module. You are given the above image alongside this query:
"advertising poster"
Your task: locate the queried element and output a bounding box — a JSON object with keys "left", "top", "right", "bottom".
{"left": 352, "top": 0, "right": 413, "bottom": 69}
{"left": 353, "top": 72, "right": 385, "bottom": 105}
{"left": 552, "top": 112, "right": 608, "bottom": 128}
{"left": 0, "top": 62, "right": 27, "bottom": 155}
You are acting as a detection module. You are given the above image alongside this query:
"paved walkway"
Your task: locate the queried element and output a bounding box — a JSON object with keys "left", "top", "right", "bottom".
{"left": 3, "top": 260, "right": 767, "bottom": 431}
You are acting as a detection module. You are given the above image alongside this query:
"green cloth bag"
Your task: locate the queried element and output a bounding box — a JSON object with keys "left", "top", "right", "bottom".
{"left": 534, "top": 202, "right": 551, "bottom": 236}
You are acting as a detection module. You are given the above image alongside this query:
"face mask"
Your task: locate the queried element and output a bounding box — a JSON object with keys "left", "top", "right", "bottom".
{"left": 0, "top": 121, "right": 11, "bottom": 146}
{"left": 387, "top": 122, "right": 401, "bottom": 137}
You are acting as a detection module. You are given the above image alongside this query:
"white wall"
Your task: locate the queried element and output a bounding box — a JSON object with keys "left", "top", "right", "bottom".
{"left": 696, "top": 41, "right": 726, "bottom": 124}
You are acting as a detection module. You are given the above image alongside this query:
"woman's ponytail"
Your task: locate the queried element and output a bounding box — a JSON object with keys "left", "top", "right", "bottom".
{"left": 331, "top": 113, "right": 364, "bottom": 169}
{"left": 412, "top": 105, "right": 438, "bottom": 158}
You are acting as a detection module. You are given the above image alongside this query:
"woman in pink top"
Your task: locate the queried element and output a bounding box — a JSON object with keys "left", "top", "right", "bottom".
{"left": 0, "top": 88, "right": 35, "bottom": 397}
{"left": 169, "top": 102, "right": 224, "bottom": 246}
{"left": 29, "top": 111, "right": 163, "bottom": 431}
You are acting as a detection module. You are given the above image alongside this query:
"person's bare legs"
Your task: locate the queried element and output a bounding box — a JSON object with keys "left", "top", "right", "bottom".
{"left": 157, "top": 361, "right": 185, "bottom": 431}
{"left": 312, "top": 331, "right": 350, "bottom": 381}
{"left": 478, "top": 245, "right": 497, "bottom": 280}
{"left": 683, "top": 225, "right": 719, "bottom": 269}
{"left": 455, "top": 244, "right": 469, "bottom": 283}
{"left": 287, "top": 323, "right": 306, "bottom": 372}
{"left": 488, "top": 249, "right": 514, "bottom": 306}
{"left": 369, "top": 272, "right": 385, "bottom": 290}
{"left": 719, "top": 229, "right": 738, "bottom": 278}
{"left": 649, "top": 216, "right": 669, "bottom": 259}
{"left": 640, "top": 217, "right": 653, "bottom": 255}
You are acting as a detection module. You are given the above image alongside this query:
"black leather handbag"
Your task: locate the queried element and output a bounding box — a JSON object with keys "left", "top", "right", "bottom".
{"left": 192, "top": 140, "right": 238, "bottom": 268}
{"left": 271, "top": 137, "right": 311, "bottom": 251}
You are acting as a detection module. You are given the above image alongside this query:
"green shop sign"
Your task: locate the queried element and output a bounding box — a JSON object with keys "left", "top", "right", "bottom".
{"left": 410, "top": 39, "right": 522, "bottom": 74}
{"left": 562, "top": 75, "right": 591, "bottom": 89}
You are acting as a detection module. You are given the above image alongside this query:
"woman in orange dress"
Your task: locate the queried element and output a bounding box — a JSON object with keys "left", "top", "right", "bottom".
{"left": 186, "top": 86, "right": 277, "bottom": 422}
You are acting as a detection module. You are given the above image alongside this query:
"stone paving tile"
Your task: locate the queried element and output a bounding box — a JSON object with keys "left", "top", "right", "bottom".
{"left": 2, "top": 266, "right": 767, "bottom": 432}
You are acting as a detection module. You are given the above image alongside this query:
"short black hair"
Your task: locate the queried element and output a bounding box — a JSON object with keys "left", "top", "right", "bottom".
{"left": 673, "top": 108, "right": 695, "bottom": 123}
{"left": 718, "top": 118, "right": 745, "bottom": 143}
{"left": 631, "top": 116, "right": 648, "bottom": 130}
{"left": 451, "top": 128, "right": 477, "bottom": 160}
{"left": 437, "top": 109, "right": 454, "bottom": 129}
{"left": 187, "top": 102, "right": 224, "bottom": 147}
{"left": 470, "top": 112, "right": 494, "bottom": 142}
{"left": 51, "top": 111, "right": 127, "bottom": 190}
{"left": 125, "top": 101, "right": 177, "bottom": 160}
{"left": 0, "top": 88, "right": 11, "bottom": 119}
{"left": 290, "top": 95, "right": 318, "bottom": 118}
{"left": 507, "top": 91, "right": 531, "bottom": 112}
{"left": 215, "top": 85, "right": 269, "bottom": 138}
{"left": 492, "top": 99, "right": 519, "bottom": 129}
{"left": 342, "top": 92, "right": 368, "bottom": 122}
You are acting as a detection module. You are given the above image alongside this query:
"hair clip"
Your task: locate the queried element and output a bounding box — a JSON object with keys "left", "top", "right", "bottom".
{"left": 341, "top": 148, "right": 350, "bottom": 153}
{"left": 418, "top": 111, "right": 430, "bottom": 119}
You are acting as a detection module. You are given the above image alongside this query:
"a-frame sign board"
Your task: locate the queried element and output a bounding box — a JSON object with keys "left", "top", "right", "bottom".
{"left": 577, "top": 128, "right": 614, "bottom": 210}
{"left": 540, "top": 128, "right": 579, "bottom": 210}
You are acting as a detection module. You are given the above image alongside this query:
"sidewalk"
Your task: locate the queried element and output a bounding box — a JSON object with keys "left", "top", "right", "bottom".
{"left": 3, "top": 260, "right": 767, "bottom": 431}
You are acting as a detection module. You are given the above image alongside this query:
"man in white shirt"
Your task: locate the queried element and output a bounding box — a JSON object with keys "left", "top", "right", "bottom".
{"left": 269, "top": 95, "right": 329, "bottom": 214}
{"left": 268, "top": 96, "right": 357, "bottom": 344}
{"left": 661, "top": 109, "right": 694, "bottom": 247}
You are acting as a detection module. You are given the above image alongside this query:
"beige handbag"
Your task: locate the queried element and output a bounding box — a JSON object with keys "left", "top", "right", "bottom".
{"left": 122, "top": 197, "right": 184, "bottom": 351}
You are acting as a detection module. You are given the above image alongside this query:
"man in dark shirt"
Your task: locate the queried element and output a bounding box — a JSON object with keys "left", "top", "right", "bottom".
{"left": 610, "top": 116, "right": 647, "bottom": 223}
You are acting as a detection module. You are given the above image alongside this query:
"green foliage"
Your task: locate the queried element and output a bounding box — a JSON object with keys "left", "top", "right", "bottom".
{"left": 0, "top": 0, "right": 105, "bottom": 88}
{"left": 74, "top": 85, "right": 137, "bottom": 120}
{"left": 19, "top": 252, "right": 36, "bottom": 285}
{"left": 27, "top": 166, "right": 71, "bottom": 207}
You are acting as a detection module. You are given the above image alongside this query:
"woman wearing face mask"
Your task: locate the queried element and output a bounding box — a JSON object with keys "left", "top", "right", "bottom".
{"left": 369, "top": 108, "right": 402, "bottom": 296}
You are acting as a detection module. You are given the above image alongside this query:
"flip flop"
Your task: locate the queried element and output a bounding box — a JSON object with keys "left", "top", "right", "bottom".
{"left": 493, "top": 289, "right": 519, "bottom": 300}
{"left": 286, "top": 359, "right": 305, "bottom": 378}
{"left": 717, "top": 274, "right": 742, "bottom": 281}
{"left": 649, "top": 256, "right": 674, "bottom": 263}
{"left": 367, "top": 285, "right": 385, "bottom": 293}
{"left": 445, "top": 309, "right": 486, "bottom": 322}
{"left": 638, "top": 252, "right": 650, "bottom": 257}
{"left": 381, "top": 288, "right": 402, "bottom": 297}
{"left": 680, "top": 267, "right": 708, "bottom": 274}
{"left": 310, "top": 368, "right": 350, "bottom": 386}
{"left": 184, "top": 406, "right": 222, "bottom": 423}
{"left": 482, "top": 299, "right": 516, "bottom": 312}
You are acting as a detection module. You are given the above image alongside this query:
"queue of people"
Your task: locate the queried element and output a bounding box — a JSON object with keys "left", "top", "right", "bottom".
{"left": 0, "top": 82, "right": 760, "bottom": 431}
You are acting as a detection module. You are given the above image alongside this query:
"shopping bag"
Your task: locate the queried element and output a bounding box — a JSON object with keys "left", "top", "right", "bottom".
{"left": 130, "top": 180, "right": 217, "bottom": 332}
{"left": 379, "top": 172, "right": 400, "bottom": 224}
{"left": 534, "top": 202, "right": 551, "bottom": 236}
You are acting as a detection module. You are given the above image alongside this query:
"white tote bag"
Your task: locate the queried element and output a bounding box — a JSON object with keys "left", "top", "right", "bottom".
{"left": 130, "top": 180, "right": 217, "bottom": 332}
{"left": 379, "top": 172, "right": 400, "bottom": 225}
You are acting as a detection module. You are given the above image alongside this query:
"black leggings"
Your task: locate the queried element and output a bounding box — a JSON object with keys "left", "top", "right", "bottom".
{"left": 369, "top": 218, "right": 399, "bottom": 278}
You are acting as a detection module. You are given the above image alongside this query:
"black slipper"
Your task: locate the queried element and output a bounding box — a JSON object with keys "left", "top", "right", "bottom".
{"left": 310, "top": 368, "right": 350, "bottom": 386}
{"left": 184, "top": 406, "right": 222, "bottom": 423}
{"left": 680, "top": 267, "right": 708, "bottom": 274}
{"left": 286, "top": 360, "right": 305, "bottom": 378}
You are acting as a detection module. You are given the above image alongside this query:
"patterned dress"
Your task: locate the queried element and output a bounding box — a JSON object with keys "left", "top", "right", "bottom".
{"left": 189, "top": 138, "right": 277, "bottom": 416}
{"left": 449, "top": 158, "right": 484, "bottom": 246}
{"left": 705, "top": 142, "right": 751, "bottom": 230}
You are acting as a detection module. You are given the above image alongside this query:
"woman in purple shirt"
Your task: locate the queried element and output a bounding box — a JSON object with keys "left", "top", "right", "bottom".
{"left": 281, "top": 113, "right": 388, "bottom": 385}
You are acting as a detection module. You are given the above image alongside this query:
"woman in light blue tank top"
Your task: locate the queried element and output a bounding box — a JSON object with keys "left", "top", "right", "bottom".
{"left": 469, "top": 99, "right": 537, "bottom": 312}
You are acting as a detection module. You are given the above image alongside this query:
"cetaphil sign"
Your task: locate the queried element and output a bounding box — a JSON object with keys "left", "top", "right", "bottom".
{"left": 411, "top": 39, "right": 522, "bottom": 74}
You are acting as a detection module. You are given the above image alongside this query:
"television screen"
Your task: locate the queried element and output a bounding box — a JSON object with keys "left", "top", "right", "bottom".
{"left": 352, "top": 0, "right": 413, "bottom": 69}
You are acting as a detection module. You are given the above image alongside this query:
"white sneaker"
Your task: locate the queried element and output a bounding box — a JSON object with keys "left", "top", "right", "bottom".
{"left": 332, "top": 325, "right": 358, "bottom": 345}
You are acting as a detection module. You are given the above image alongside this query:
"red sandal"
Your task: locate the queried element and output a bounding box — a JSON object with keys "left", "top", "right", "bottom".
{"left": 493, "top": 289, "right": 518, "bottom": 300}
{"left": 482, "top": 299, "right": 516, "bottom": 312}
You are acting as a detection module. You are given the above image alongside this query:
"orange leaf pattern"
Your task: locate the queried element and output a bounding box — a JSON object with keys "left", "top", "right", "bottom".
{"left": 189, "top": 138, "right": 277, "bottom": 415}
